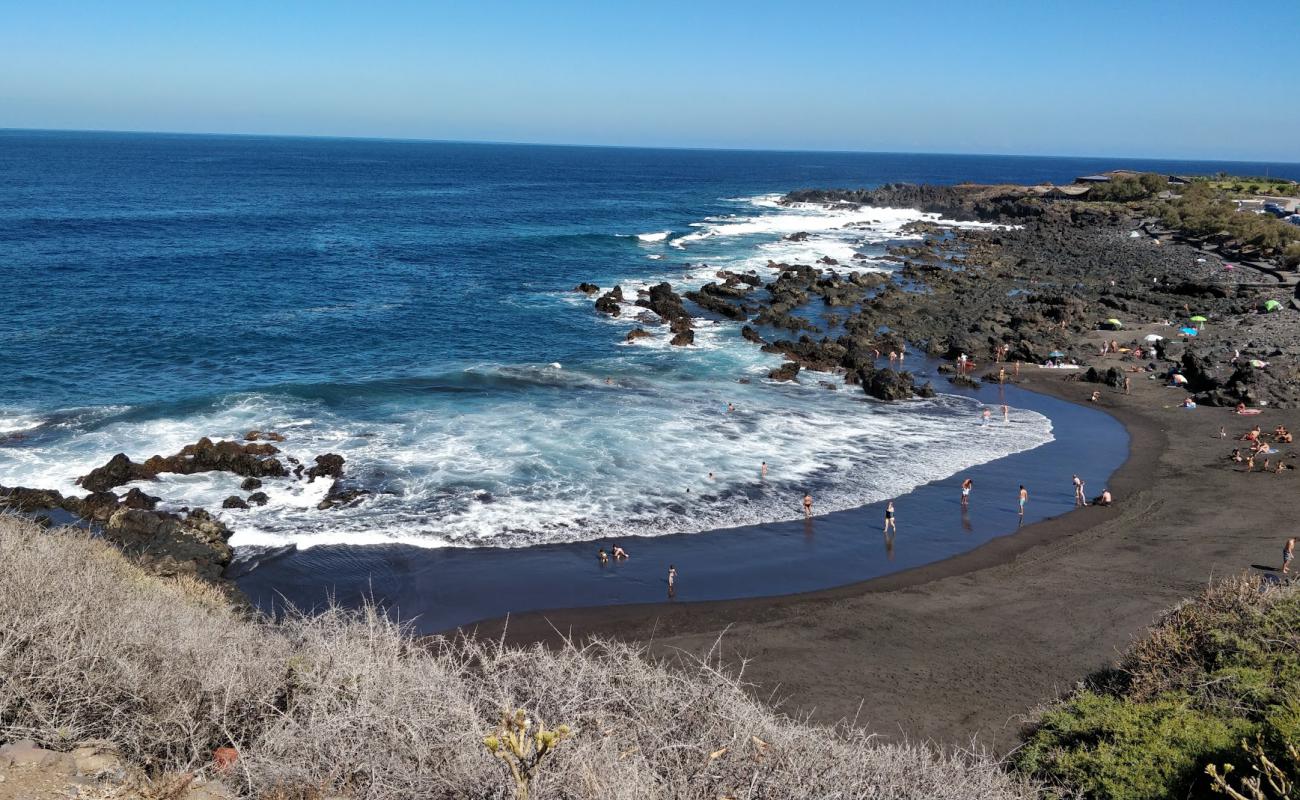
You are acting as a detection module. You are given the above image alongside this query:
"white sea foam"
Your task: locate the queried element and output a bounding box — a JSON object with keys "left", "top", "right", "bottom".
{"left": 636, "top": 231, "right": 671, "bottom": 243}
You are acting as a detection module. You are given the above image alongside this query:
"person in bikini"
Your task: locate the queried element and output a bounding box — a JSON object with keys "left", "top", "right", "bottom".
{"left": 1284, "top": 537, "right": 1295, "bottom": 575}
{"left": 883, "top": 501, "right": 896, "bottom": 534}
{"left": 961, "top": 478, "right": 973, "bottom": 507}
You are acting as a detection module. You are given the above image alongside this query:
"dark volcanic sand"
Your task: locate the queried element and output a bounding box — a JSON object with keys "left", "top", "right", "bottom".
{"left": 235, "top": 372, "right": 1126, "bottom": 634}
{"left": 469, "top": 347, "right": 1300, "bottom": 751}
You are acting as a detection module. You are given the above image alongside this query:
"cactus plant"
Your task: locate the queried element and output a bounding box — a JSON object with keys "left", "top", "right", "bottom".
{"left": 482, "top": 709, "right": 571, "bottom": 800}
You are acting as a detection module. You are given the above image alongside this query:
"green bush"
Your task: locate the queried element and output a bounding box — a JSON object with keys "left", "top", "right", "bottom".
{"left": 1016, "top": 691, "right": 1251, "bottom": 800}
{"left": 1016, "top": 578, "right": 1300, "bottom": 800}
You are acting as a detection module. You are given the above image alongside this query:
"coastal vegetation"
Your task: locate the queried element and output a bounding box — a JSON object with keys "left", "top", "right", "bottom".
{"left": 1155, "top": 181, "right": 1300, "bottom": 260}
{"left": 1014, "top": 575, "right": 1300, "bottom": 800}
{"left": 0, "top": 515, "right": 1033, "bottom": 799}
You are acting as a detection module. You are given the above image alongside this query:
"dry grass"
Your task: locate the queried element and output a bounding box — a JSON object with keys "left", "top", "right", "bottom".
{"left": 0, "top": 516, "right": 1035, "bottom": 799}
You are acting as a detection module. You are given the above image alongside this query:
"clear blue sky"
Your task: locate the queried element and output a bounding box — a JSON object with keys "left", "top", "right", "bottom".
{"left": 2, "top": 0, "right": 1296, "bottom": 161}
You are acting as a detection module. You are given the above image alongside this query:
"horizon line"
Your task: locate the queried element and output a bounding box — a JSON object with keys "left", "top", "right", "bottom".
{"left": 2, "top": 125, "right": 1299, "bottom": 168}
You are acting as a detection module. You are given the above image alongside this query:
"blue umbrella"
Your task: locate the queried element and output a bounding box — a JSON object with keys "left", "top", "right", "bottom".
{"left": 1180, "top": 327, "right": 1198, "bottom": 336}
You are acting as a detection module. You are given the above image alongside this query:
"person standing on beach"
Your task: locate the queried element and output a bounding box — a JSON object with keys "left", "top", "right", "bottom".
{"left": 1018, "top": 485, "right": 1028, "bottom": 516}
{"left": 1123, "top": 375, "right": 1131, "bottom": 394}
{"left": 883, "top": 501, "right": 896, "bottom": 534}
{"left": 803, "top": 492, "right": 813, "bottom": 518}
{"left": 961, "top": 478, "right": 973, "bottom": 507}
{"left": 1072, "top": 474, "right": 1086, "bottom": 507}
{"left": 1001, "top": 404, "right": 1010, "bottom": 423}
{"left": 761, "top": 461, "right": 768, "bottom": 478}
{"left": 667, "top": 564, "right": 677, "bottom": 589}
{"left": 982, "top": 408, "right": 992, "bottom": 425}
{"left": 1284, "top": 538, "right": 1295, "bottom": 575}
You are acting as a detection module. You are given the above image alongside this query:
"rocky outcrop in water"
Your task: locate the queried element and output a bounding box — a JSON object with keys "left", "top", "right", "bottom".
{"left": 78, "top": 438, "right": 288, "bottom": 493}
{"left": 305, "top": 453, "right": 345, "bottom": 482}
{"left": 595, "top": 286, "right": 624, "bottom": 316}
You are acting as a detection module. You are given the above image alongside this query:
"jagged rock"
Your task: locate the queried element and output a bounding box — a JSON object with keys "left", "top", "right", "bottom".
{"left": 222, "top": 495, "right": 249, "bottom": 510}
{"left": 768, "top": 362, "right": 801, "bottom": 382}
{"left": 245, "top": 430, "right": 286, "bottom": 442}
{"left": 240, "top": 477, "right": 263, "bottom": 491}
{"left": 317, "top": 481, "right": 370, "bottom": 510}
{"left": 121, "top": 487, "right": 160, "bottom": 510}
{"left": 625, "top": 328, "right": 654, "bottom": 342}
{"left": 78, "top": 438, "right": 288, "bottom": 493}
{"left": 915, "top": 381, "right": 937, "bottom": 398}
{"left": 949, "top": 373, "right": 982, "bottom": 389}
{"left": 784, "top": 231, "right": 810, "bottom": 242}
{"left": 864, "top": 368, "right": 918, "bottom": 401}
{"left": 1181, "top": 349, "right": 1222, "bottom": 391}
{"left": 595, "top": 285, "right": 624, "bottom": 316}
{"left": 575, "top": 282, "right": 600, "bottom": 295}
{"left": 305, "top": 453, "right": 345, "bottom": 482}
{"left": 247, "top": 491, "right": 269, "bottom": 506}
{"left": 669, "top": 329, "right": 695, "bottom": 346}
{"left": 103, "top": 507, "right": 234, "bottom": 581}
{"left": 78, "top": 491, "right": 122, "bottom": 521}
{"left": 0, "top": 485, "right": 65, "bottom": 513}
{"left": 741, "top": 326, "right": 765, "bottom": 344}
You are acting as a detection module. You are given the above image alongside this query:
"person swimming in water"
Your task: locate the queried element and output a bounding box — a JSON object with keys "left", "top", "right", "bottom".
{"left": 612, "top": 544, "right": 628, "bottom": 560}
{"left": 803, "top": 492, "right": 813, "bottom": 518}
{"left": 598, "top": 548, "right": 609, "bottom": 565}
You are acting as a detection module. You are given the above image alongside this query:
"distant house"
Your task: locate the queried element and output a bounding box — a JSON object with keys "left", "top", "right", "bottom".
{"left": 1169, "top": 175, "right": 1193, "bottom": 185}
{"left": 1075, "top": 175, "right": 1112, "bottom": 184}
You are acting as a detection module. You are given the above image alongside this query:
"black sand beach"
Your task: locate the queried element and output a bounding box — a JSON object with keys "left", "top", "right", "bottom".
{"left": 235, "top": 372, "right": 1127, "bottom": 633}
{"left": 471, "top": 359, "right": 1300, "bottom": 751}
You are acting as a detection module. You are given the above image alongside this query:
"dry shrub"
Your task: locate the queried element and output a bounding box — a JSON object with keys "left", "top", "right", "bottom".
{"left": 0, "top": 516, "right": 1034, "bottom": 799}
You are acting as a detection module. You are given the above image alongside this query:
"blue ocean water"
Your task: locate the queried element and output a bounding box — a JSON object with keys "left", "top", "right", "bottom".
{"left": 2, "top": 130, "right": 1296, "bottom": 552}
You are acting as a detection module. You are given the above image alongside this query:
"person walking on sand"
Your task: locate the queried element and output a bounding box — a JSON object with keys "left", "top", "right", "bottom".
{"left": 1018, "top": 485, "right": 1028, "bottom": 516}
{"left": 1284, "top": 538, "right": 1295, "bottom": 575}
{"left": 961, "top": 478, "right": 973, "bottom": 507}
{"left": 883, "top": 501, "right": 896, "bottom": 534}
{"left": 803, "top": 492, "right": 813, "bottom": 518}
{"left": 667, "top": 564, "right": 677, "bottom": 589}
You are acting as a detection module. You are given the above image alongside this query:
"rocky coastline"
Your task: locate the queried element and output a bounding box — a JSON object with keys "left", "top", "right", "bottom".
{"left": 0, "top": 433, "right": 357, "bottom": 601}
{"left": 581, "top": 178, "right": 1299, "bottom": 409}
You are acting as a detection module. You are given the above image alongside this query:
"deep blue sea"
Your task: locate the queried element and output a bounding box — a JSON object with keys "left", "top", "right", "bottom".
{"left": 2, "top": 130, "right": 1297, "bottom": 558}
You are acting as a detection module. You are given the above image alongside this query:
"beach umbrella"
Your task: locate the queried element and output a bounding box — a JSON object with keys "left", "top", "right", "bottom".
{"left": 1189, "top": 315, "right": 1208, "bottom": 322}
{"left": 1144, "top": 334, "right": 1164, "bottom": 342}
{"left": 1264, "top": 300, "right": 1282, "bottom": 312}
{"left": 1172, "top": 373, "right": 1188, "bottom": 384}
{"left": 1250, "top": 359, "right": 1267, "bottom": 368}
{"left": 1180, "top": 327, "right": 1199, "bottom": 336}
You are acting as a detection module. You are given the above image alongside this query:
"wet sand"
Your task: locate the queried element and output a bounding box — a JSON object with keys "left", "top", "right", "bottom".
{"left": 468, "top": 350, "right": 1298, "bottom": 751}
